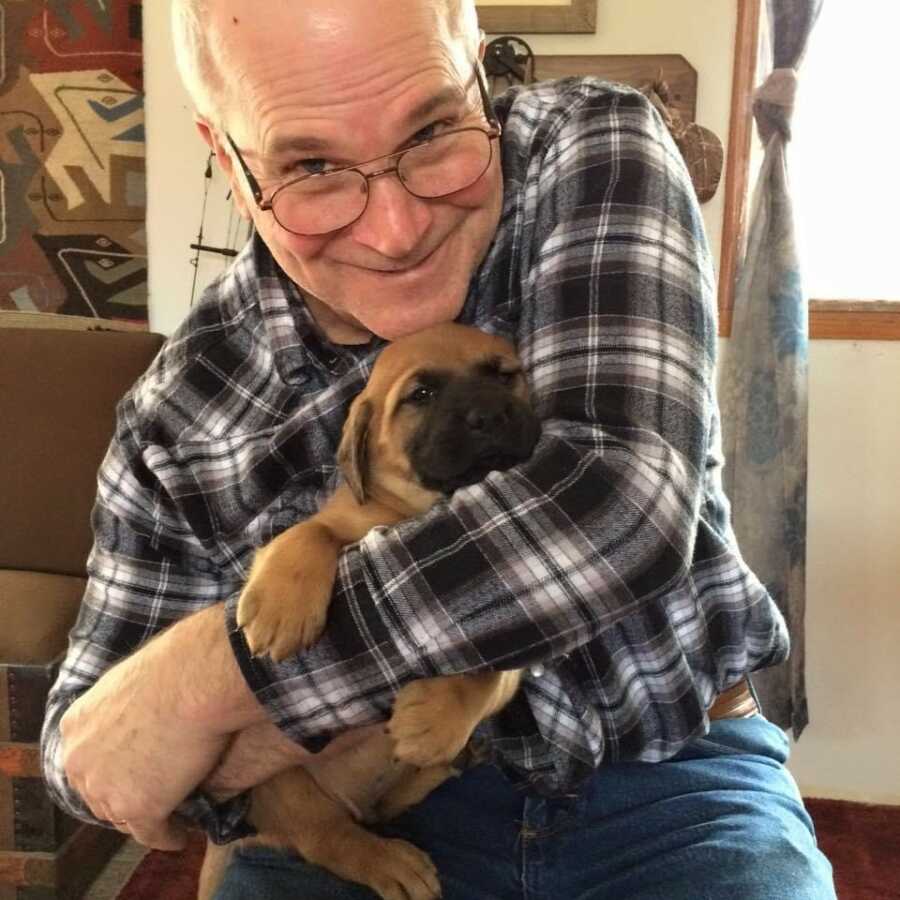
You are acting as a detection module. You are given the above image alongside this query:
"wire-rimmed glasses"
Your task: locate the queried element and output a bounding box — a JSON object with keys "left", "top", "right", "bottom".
{"left": 226, "top": 62, "right": 501, "bottom": 236}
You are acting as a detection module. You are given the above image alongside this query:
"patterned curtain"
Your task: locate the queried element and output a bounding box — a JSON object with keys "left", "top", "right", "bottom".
{"left": 720, "top": 0, "right": 824, "bottom": 738}
{"left": 0, "top": 1, "right": 146, "bottom": 325}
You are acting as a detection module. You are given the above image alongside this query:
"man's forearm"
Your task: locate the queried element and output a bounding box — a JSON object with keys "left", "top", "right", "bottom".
{"left": 165, "top": 602, "right": 267, "bottom": 733}
{"left": 53, "top": 601, "right": 265, "bottom": 846}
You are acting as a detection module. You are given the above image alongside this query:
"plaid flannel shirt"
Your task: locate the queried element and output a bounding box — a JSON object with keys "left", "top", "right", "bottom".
{"left": 42, "top": 79, "right": 788, "bottom": 839}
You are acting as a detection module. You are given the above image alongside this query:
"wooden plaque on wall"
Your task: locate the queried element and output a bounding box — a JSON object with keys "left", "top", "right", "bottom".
{"left": 489, "top": 54, "right": 698, "bottom": 125}
{"left": 477, "top": 1, "right": 596, "bottom": 34}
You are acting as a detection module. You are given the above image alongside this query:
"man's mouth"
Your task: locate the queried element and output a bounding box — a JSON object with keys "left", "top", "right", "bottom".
{"left": 371, "top": 242, "right": 441, "bottom": 276}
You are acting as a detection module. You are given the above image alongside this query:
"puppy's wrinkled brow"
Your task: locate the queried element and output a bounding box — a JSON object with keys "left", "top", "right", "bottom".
{"left": 408, "top": 370, "right": 448, "bottom": 389}
{"left": 474, "top": 355, "right": 521, "bottom": 377}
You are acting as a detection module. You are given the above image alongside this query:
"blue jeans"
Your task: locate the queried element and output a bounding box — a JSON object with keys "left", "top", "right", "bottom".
{"left": 214, "top": 715, "right": 835, "bottom": 899}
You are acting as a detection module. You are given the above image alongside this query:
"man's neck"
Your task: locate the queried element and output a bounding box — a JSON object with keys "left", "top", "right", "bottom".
{"left": 303, "top": 292, "right": 373, "bottom": 346}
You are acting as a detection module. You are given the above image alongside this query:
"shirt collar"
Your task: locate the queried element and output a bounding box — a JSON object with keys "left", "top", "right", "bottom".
{"left": 242, "top": 233, "right": 377, "bottom": 385}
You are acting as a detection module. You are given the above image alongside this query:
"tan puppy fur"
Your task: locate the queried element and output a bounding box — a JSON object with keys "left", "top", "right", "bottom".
{"left": 198, "top": 324, "right": 535, "bottom": 900}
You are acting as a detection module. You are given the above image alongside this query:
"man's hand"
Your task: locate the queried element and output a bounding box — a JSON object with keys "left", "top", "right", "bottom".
{"left": 60, "top": 604, "right": 266, "bottom": 850}
{"left": 203, "top": 720, "right": 312, "bottom": 802}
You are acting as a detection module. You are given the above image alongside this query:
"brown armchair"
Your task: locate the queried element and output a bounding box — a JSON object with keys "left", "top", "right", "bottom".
{"left": 0, "top": 325, "right": 164, "bottom": 899}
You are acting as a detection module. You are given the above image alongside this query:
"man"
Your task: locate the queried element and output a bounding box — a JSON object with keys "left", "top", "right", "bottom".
{"left": 41, "top": 0, "right": 836, "bottom": 897}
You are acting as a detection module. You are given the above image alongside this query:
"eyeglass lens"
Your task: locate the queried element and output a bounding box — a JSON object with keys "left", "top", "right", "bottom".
{"left": 271, "top": 128, "right": 494, "bottom": 236}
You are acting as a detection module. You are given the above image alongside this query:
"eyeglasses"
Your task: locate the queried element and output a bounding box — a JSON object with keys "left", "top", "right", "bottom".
{"left": 226, "top": 62, "right": 501, "bottom": 236}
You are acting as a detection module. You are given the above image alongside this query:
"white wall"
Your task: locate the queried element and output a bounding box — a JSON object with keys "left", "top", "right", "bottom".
{"left": 144, "top": 1, "right": 240, "bottom": 336}
{"left": 789, "top": 340, "right": 900, "bottom": 804}
{"left": 144, "top": 1, "right": 900, "bottom": 804}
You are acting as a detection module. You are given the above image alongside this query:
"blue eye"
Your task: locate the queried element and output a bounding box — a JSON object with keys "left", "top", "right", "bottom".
{"left": 297, "top": 158, "right": 329, "bottom": 175}
{"left": 411, "top": 123, "right": 438, "bottom": 144}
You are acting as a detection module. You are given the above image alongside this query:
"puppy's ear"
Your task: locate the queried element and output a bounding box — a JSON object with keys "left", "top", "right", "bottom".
{"left": 337, "top": 398, "right": 373, "bottom": 505}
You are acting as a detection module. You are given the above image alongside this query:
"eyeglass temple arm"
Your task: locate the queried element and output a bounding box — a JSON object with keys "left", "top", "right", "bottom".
{"left": 226, "top": 134, "right": 266, "bottom": 206}
{"left": 474, "top": 59, "right": 500, "bottom": 130}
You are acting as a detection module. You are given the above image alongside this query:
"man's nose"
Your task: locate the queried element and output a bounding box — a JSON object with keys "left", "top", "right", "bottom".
{"left": 349, "top": 171, "right": 432, "bottom": 259}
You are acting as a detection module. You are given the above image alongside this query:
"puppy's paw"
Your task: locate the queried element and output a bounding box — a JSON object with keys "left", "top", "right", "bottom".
{"left": 237, "top": 529, "right": 338, "bottom": 661}
{"left": 362, "top": 836, "right": 441, "bottom": 900}
{"left": 237, "top": 577, "right": 329, "bottom": 661}
{"left": 317, "top": 831, "right": 440, "bottom": 900}
{"left": 388, "top": 680, "right": 475, "bottom": 769}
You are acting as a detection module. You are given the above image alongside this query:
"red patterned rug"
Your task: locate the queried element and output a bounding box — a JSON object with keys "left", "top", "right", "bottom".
{"left": 0, "top": 1, "right": 147, "bottom": 324}
{"left": 109, "top": 799, "right": 900, "bottom": 899}
{"left": 805, "top": 799, "right": 900, "bottom": 900}
{"left": 115, "top": 831, "right": 206, "bottom": 900}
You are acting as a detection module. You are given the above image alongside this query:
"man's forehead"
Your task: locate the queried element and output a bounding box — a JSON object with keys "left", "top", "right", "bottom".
{"left": 262, "top": 81, "right": 469, "bottom": 159}
{"left": 214, "top": 1, "right": 474, "bottom": 154}
{"left": 213, "top": 0, "right": 466, "bottom": 72}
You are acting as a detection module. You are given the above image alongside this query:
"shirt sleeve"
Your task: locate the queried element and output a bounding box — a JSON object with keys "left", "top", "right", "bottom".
{"left": 223, "top": 83, "right": 786, "bottom": 772}
{"left": 40, "top": 397, "right": 249, "bottom": 836}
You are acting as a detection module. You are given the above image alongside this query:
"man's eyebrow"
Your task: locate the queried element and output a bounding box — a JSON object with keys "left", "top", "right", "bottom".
{"left": 403, "top": 85, "right": 467, "bottom": 127}
{"left": 260, "top": 85, "right": 468, "bottom": 160}
{"left": 263, "top": 134, "right": 336, "bottom": 158}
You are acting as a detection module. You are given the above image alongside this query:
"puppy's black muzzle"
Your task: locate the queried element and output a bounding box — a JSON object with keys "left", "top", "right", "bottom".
{"left": 408, "top": 376, "right": 541, "bottom": 493}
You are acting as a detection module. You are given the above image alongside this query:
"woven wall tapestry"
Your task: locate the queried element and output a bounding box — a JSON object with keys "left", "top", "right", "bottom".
{"left": 0, "top": 1, "right": 147, "bottom": 324}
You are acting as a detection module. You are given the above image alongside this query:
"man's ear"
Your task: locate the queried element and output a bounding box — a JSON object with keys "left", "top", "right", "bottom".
{"left": 194, "top": 117, "right": 251, "bottom": 220}
{"left": 337, "top": 398, "right": 373, "bottom": 505}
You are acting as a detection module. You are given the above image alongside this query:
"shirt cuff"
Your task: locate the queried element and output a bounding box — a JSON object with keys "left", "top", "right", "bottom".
{"left": 222, "top": 590, "right": 331, "bottom": 752}
{"left": 223, "top": 590, "right": 278, "bottom": 696}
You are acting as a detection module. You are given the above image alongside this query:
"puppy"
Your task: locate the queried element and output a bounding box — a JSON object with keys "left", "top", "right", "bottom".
{"left": 198, "top": 323, "right": 539, "bottom": 900}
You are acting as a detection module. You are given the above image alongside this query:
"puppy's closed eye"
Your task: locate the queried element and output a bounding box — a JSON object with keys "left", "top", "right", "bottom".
{"left": 493, "top": 367, "right": 521, "bottom": 386}
{"left": 477, "top": 357, "right": 522, "bottom": 386}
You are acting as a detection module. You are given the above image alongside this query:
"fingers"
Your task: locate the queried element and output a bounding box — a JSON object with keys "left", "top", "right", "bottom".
{"left": 203, "top": 781, "right": 242, "bottom": 804}
{"left": 67, "top": 764, "right": 192, "bottom": 851}
{"left": 90, "top": 797, "right": 188, "bottom": 851}
{"left": 125, "top": 817, "right": 190, "bottom": 852}
{"left": 92, "top": 801, "right": 130, "bottom": 834}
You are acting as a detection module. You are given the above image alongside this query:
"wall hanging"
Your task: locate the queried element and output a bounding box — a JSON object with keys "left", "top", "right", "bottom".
{"left": 0, "top": 1, "right": 147, "bottom": 326}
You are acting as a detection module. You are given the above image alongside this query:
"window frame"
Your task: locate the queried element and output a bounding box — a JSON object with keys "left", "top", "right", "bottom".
{"left": 718, "top": 0, "right": 900, "bottom": 341}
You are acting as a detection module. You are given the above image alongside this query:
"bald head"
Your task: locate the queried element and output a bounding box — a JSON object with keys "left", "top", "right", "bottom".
{"left": 171, "top": 0, "right": 480, "bottom": 127}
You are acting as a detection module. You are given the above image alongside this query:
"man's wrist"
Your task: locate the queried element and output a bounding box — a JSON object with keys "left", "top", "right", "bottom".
{"left": 157, "top": 603, "right": 267, "bottom": 734}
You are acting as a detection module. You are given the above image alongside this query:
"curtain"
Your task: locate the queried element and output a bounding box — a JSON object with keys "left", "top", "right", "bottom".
{"left": 720, "top": 0, "right": 824, "bottom": 738}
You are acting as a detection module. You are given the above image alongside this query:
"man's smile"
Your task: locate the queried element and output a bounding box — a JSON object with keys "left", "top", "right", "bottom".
{"left": 357, "top": 238, "right": 445, "bottom": 280}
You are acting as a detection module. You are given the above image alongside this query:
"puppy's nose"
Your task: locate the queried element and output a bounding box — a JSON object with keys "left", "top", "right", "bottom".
{"left": 465, "top": 399, "right": 511, "bottom": 433}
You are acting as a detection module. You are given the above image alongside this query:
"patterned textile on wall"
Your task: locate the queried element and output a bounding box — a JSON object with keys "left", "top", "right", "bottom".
{"left": 0, "top": 1, "right": 147, "bottom": 324}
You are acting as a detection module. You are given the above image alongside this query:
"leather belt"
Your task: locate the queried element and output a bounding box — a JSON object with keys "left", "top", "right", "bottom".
{"left": 708, "top": 678, "right": 759, "bottom": 720}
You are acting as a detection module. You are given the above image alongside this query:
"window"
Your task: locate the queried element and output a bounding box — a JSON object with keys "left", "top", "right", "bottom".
{"left": 719, "top": 0, "right": 900, "bottom": 340}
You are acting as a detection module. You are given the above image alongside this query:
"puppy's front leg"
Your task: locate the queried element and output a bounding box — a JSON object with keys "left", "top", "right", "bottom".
{"left": 251, "top": 766, "right": 441, "bottom": 900}
{"left": 389, "top": 670, "right": 521, "bottom": 769}
{"left": 238, "top": 487, "right": 405, "bottom": 661}
{"left": 237, "top": 519, "right": 341, "bottom": 660}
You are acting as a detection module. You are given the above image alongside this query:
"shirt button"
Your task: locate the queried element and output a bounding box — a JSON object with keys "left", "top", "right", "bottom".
{"left": 529, "top": 663, "right": 545, "bottom": 678}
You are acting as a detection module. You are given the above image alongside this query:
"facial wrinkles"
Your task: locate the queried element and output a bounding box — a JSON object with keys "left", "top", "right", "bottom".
{"left": 225, "top": 17, "right": 469, "bottom": 167}
{"left": 260, "top": 65, "right": 467, "bottom": 174}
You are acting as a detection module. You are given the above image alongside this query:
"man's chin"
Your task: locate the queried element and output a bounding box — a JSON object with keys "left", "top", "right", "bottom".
{"left": 359, "top": 294, "right": 468, "bottom": 341}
